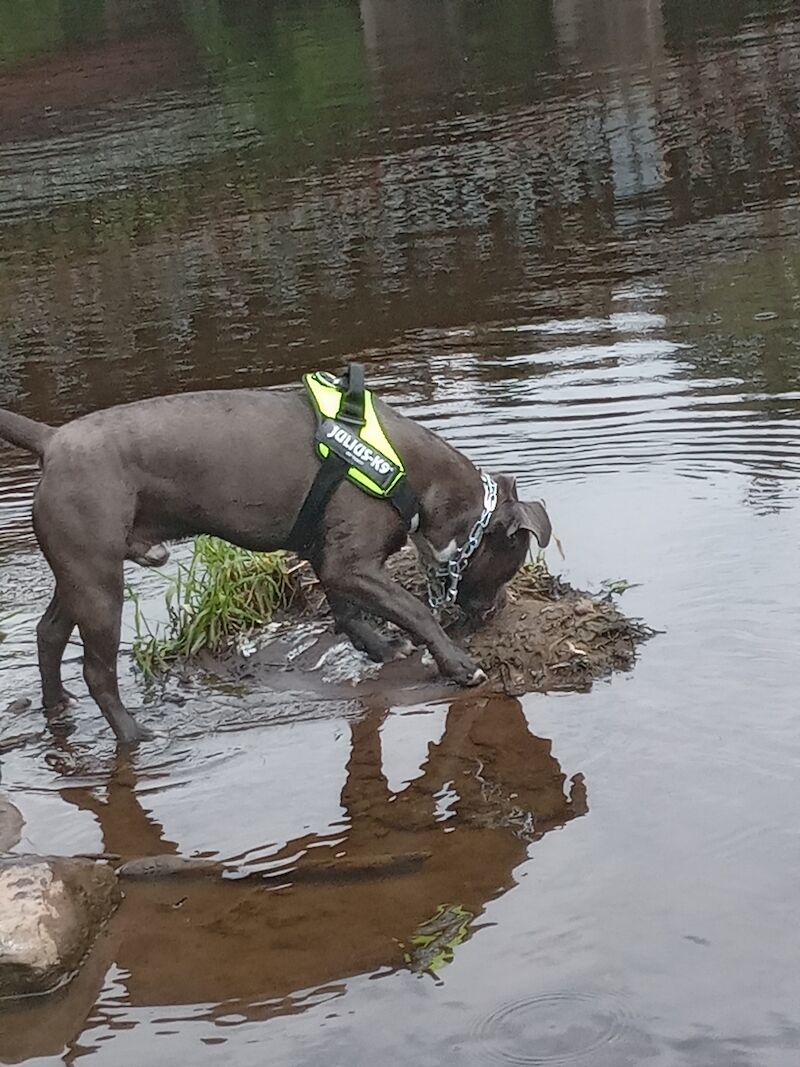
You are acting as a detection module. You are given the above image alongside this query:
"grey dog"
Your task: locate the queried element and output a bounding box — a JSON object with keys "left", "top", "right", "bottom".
{"left": 0, "top": 386, "right": 550, "bottom": 745}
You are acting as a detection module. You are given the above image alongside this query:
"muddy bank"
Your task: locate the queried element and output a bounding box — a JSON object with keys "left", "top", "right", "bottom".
{"left": 189, "top": 552, "right": 654, "bottom": 698}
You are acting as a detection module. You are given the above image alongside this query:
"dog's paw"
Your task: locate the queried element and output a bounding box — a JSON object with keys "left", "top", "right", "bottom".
{"left": 390, "top": 638, "right": 416, "bottom": 662}
{"left": 466, "top": 667, "right": 487, "bottom": 687}
{"left": 442, "top": 650, "right": 486, "bottom": 688}
{"left": 43, "top": 690, "right": 78, "bottom": 715}
{"left": 114, "top": 719, "right": 154, "bottom": 746}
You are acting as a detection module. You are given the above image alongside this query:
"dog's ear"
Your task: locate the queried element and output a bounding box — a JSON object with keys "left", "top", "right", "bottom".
{"left": 508, "top": 499, "right": 551, "bottom": 547}
{"left": 493, "top": 473, "right": 519, "bottom": 501}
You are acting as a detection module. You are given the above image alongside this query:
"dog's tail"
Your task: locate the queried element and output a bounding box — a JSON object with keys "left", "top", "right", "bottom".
{"left": 0, "top": 409, "right": 54, "bottom": 456}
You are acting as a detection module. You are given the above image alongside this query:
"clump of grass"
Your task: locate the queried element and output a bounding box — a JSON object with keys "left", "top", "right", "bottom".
{"left": 521, "top": 551, "right": 548, "bottom": 578}
{"left": 128, "top": 537, "right": 303, "bottom": 678}
{"left": 509, "top": 551, "right": 565, "bottom": 602}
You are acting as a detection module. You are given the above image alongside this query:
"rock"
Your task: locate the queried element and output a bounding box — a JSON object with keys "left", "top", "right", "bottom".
{"left": 4, "top": 698, "right": 31, "bottom": 715}
{"left": 0, "top": 856, "right": 121, "bottom": 998}
{"left": 117, "top": 854, "right": 223, "bottom": 880}
{"left": 116, "top": 850, "right": 432, "bottom": 885}
{"left": 0, "top": 796, "right": 24, "bottom": 853}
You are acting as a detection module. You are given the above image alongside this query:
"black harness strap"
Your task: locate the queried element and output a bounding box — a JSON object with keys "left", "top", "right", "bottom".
{"left": 288, "top": 450, "right": 349, "bottom": 556}
{"left": 288, "top": 365, "right": 365, "bottom": 556}
{"left": 386, "top": 478, "right": 419, "bottom": 529}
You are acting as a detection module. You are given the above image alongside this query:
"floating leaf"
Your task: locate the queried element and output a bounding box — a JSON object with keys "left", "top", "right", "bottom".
{"left": 601, "top": 578, "right": 641, "bottom": 595}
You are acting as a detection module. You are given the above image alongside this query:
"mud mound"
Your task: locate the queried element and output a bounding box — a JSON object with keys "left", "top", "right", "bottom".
{"left": 466, "top": 585, "right": 652, "bottom": 695}
{"left": 209, "top": 552, "right": 653, "bottom": 698}
{"left": 384, "top": 552, "right": 654, "bottom": 695}
{"left": 163, "top": 551, "right": 653, "bottom": 699}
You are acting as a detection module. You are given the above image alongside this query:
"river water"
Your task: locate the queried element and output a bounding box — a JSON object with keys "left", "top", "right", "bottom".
{"left": 1, "top": 1, "right": 800, "bottom": 1063}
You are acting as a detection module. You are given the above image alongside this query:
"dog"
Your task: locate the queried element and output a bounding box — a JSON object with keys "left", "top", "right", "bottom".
{"left": 0, "top": 383, "right": 550, "bottom": 744}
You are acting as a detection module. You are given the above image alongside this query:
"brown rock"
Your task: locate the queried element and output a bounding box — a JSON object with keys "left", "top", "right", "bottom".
{"left": 0, "top": 856, "right": 121, "bottom": 998}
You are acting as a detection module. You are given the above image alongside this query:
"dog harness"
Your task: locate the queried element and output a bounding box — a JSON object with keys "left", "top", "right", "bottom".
{"left": 287, "top": 364, "right": 419, "bottom": 555}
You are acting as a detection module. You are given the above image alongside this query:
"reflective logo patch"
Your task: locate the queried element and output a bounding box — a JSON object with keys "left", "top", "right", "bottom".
{"left": 319, "top": 418, "right": 399, "bottom": 490}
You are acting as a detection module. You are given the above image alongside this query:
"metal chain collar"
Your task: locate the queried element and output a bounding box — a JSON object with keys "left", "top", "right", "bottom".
{"left": 426, "top": 473, "right": 498, "bottom": 613}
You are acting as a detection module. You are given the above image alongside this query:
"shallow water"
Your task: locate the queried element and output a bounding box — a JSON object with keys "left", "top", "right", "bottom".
{"left": 1, "top": 0, "right": 800, "bottom": 1063}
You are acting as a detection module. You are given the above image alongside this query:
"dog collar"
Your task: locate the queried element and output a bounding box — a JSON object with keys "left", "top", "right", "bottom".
{"left": 426, "top": 473, "right": 498, "bottom": 613}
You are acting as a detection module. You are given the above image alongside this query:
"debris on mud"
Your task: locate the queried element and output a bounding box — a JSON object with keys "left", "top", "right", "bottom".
{"left": 468, "top": 586, "right": 652, "bottom": 695}
{"left": 385, "top": 551, "right": 653, "bottom": 695}
{"left": 134, "top": 542, "right": 654, "bottom": 699}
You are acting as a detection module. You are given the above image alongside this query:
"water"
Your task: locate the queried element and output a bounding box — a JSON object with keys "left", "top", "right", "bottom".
{"left": 1, "top": 0, "right": 800, "bottom": 1063}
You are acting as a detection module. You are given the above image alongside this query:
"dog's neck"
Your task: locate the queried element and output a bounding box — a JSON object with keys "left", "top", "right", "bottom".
{"left": 412, "top": 449, "right": 485, "bottom": 563}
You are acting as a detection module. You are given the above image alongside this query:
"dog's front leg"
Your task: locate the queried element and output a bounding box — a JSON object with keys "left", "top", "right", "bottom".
{"left": 322, "top": 566, "right": 485, "bottom": 686}
{"left": 328, "top": 595, "right": 414, "bottom": 663}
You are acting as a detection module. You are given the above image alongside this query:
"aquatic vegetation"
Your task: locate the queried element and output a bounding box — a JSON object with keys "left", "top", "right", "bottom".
{"left": 601, "top": 578, "right": 641, "bottom": 595}
{"left": 128, "top": 538, "right": 302, "bottom": 678}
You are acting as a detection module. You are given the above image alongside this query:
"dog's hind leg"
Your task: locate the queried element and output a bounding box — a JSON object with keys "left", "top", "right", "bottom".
{"left": 33, "top": 472, "right": 151, "bottom": 744}
{"left": 37, "top": 591, "right": 75, "bottom": 712}
{"left": 63, "top": 562, "right": 151, "bottom": 745}
{"left": 39, "top": 544, "right": 151, "bottom": 743}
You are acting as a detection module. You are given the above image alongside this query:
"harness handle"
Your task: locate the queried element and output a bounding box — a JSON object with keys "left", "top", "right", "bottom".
{"left": 338, "top": 363, "right": 366, "bottom": 426}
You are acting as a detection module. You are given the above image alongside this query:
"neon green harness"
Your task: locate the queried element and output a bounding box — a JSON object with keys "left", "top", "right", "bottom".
{"left": 304, "top": 371, "right": 406, "bottom": 498}
{"left": 288, "top": 365, "right": 419, "bottom": 555}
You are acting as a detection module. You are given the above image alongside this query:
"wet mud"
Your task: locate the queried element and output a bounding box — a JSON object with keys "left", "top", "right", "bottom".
{"left": 193, "top": 552, "right": 654, "bottom": 700}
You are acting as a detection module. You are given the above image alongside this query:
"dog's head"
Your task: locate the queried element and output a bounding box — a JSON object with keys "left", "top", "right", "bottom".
{"left": 456, "top": 474, "right": 551, "bottom": 623}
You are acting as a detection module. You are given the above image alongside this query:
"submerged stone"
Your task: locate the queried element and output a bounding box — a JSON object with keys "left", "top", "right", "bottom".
{"left": 117, "top": 854, "right": 223, "bottom": 880}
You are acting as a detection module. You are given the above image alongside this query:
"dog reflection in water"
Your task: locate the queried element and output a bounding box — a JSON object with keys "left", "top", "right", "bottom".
{"left": 5, "top": 694, "right": 587, "bottom": 1059}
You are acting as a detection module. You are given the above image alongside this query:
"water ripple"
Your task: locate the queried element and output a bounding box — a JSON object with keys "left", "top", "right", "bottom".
{"left": 470, "top": 990, "right": 634, "bottom": 1066}
{"left": 0, "top": 459, "right": 38, "bottom": 552}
